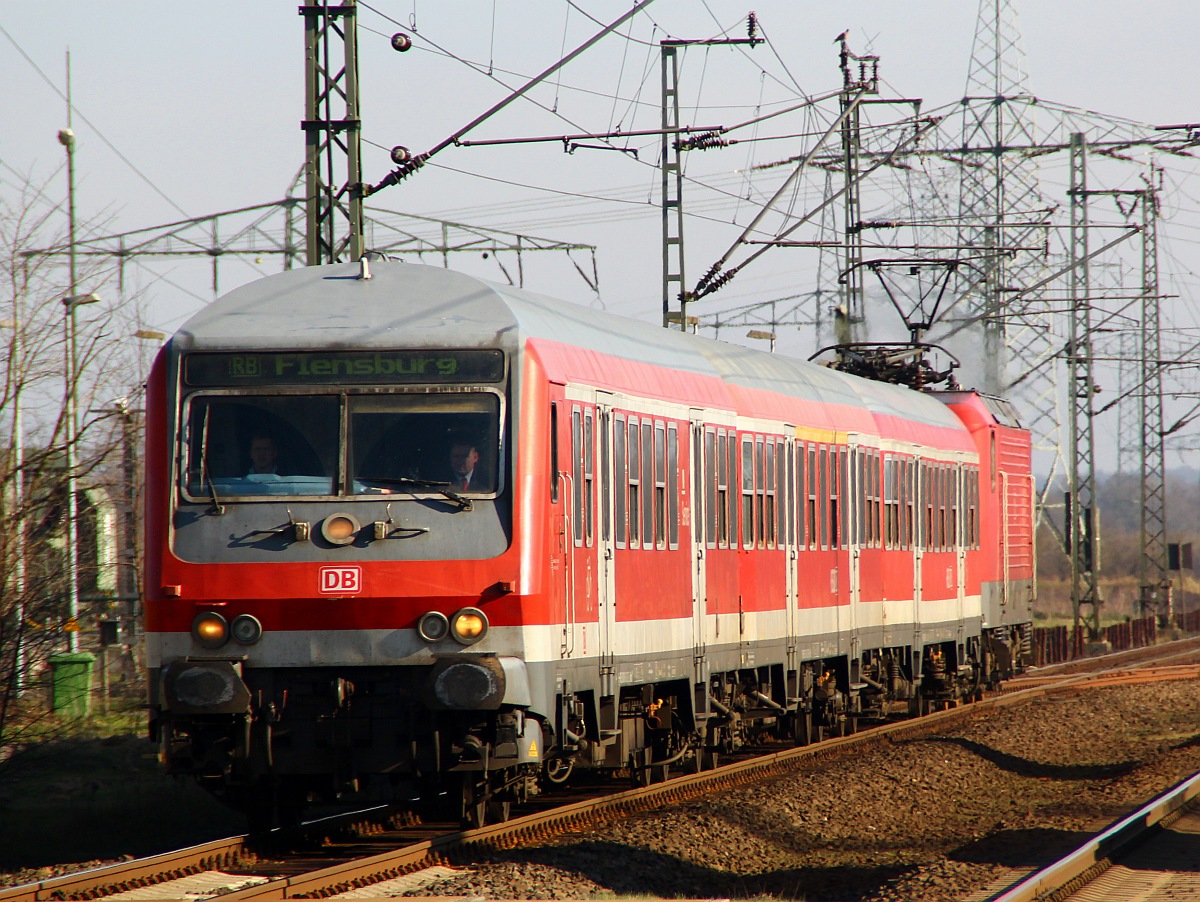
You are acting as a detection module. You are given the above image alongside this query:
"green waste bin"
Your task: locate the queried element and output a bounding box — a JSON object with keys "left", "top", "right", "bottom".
{"left": 49, "top": 652, "right": 96, "bottom": 717}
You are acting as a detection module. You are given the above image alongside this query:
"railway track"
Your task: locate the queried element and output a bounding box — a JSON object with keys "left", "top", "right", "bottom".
{"left": 984, "top": 770, "right": 1200, "bottom": 902}
{"left": 5, "top": 640, "right": 1199, "bottom": 902}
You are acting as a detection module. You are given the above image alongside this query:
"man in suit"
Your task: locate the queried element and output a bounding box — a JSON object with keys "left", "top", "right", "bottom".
{"left": 449, "top": 438, "right": 490, "bottom": 492}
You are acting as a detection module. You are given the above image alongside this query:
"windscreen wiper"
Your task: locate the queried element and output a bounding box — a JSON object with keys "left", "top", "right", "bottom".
{"left": 359, "top": 475, "right": 472, "bottom": 511}
{"left": 199, "top": 405, "right": 225, "bottom": 515}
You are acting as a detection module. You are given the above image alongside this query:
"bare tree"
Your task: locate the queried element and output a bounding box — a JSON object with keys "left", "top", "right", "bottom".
{"left": 1, "top": 171, "right": 145, "bottom": 746}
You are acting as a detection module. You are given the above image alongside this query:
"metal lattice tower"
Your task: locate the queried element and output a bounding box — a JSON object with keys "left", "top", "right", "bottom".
{"left": 301, "top": 0, "right": 365, "bottom": 265}
{"left": 1115, "top": 328, "right": 1141, "bottom": 478}
{"left": 836, "top": 39, "right": 878, "bottom": 345}
{"left": 957, "top": 0, "right": 1063, "bottom": 476}
{"left": 1068, "top": 132, "right": 1102, "bottom": 639}
{"left": 1138, "top": 178, "right": 1170, "bottom": 619}
{"left": 661, "top": 44, "right": 688, "bottom": 329}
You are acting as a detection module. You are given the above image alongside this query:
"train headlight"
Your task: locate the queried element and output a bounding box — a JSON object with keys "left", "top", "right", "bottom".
{"left": 321, "top": 512, "right": 360, "bottom": 545}
{"left": 450, "top": 607, "right": 488, "bottom": 645}
{"left": 418, "top": 611, "right": 450, "bottom": 642}
{"left": 230, "top": 614, "right": 263, "bottom": 646}
{"left": 192, "top": 611, "right": 229, "bottom": 649}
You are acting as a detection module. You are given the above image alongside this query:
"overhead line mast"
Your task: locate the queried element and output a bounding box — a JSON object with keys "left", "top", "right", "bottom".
{"left": 301, "top": 0, "right": 365, "bottom": 265}
{"left": 659, "top": 16, "right": 762, "bottom": 330}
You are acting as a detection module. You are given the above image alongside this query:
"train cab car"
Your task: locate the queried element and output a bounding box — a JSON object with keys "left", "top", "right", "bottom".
{"left": 144, "top": 258, "right": 1034, "bottom": 828}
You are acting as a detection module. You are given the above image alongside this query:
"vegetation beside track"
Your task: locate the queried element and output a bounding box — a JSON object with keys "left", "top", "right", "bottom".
{"left": 0, "top": 714, "right": 242, "bottom": 876}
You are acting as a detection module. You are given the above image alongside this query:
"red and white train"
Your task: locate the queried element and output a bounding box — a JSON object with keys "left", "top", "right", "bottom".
{"left": 144, "top": 258, "right": 1034, "bottom": 828}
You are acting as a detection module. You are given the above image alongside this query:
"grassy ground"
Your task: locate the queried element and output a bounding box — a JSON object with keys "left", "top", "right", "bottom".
{"left": 0, "top": 711, "right": 245, "bottom": 872}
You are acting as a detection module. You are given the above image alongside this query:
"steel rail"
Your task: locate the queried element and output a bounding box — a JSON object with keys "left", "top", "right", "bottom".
{"left": 0, "top": 836, "right": 252, "bottom": 902}
{"left": 5, "top": 639, "right": 1198, "bottom": 901}
{"left": 987, "top": 771, "right": 1200, "bottom": 902}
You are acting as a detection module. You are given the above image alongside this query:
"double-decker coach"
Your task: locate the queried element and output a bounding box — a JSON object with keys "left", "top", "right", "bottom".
{"left": 144, "top": 257, "right": 1033, "bottom": 828}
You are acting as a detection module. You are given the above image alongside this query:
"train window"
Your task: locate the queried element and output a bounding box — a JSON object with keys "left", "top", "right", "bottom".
{"left": 585, "top": 411, "right": 595, "bottom": 547}
{"left": 757, "top": 439, "right": 768, "bottom": 548}
{"left": 717, "top": 432, "right": 730, "bottom": 547}
{"left": 654, "top": 424, "right": 666, "bottom": 549}
{"left": 776, "top": 440, "right": 787, "bottom": 547}
{"left": 764, "top": 440, "right": 776, "bottom": 548}
{"left": 922, "top": 462, "right": 932, "bottom": 551}
{"left": 969, "top": 468, "right": 979, "bottom": 548}
{"left": 550, "top": 403, "right": 559, "bottom": 504}
{"left": 349, "top": 392, "right": 500, "bottom": 495}
{"left": 741, "top": 438, "right": 755, "bottom": 549}
{"left": 938, "top": 466, "right": 948, "bottom": 551}
{"left": 929, "top": 464, "right": 938, "bottom": 551}
{"left": 727, "top": 434, "right": 738, "bottom": 548}
{"left": 950, "top": 466, "right": 959, "bottom": 549}
{"left": 905, "top": 460, "right": 914, "bottom": 550}
{"left": 808, "top": 446, "right": 818, "bottom": 550}
{"left": 872, "top": 451, "right": 881, "bottom": 548}
{"left": 667, "top": 425, "right": 679, "bottom": 548}
{"left": 853, "top": 450, "right": 864, "bottom": 547}
{"left": 796, "top": 442, "right": 806, "bottom": 548}
{"left": 785, "top": 442, "right": 794, "bottom": 547}
{"left": 184, "top": 395, "right": 339, "bottom": 497}
{"left": 817, "top": 447, "right": 828, "bottom": 549}
{"left": 614, "top": 416, "right": 627, "bottom": 547}
{"left": 572, "top": 409, "right": 583, "bottom": 546}
{"left": 946, "top": 466, "right": 955, "bottom": 549}
{"left": 835, "top": 448, "right": 844, "bottom": 549}
{"left": 628, "top": 419, "right": 640, "bottom": 547}
{"left": 642, "top": 423, "right": 655, "bottom": 548}
{"left": 600, "top": 411, "right": 611, "bottom": 543}
{"left": 705, "top": 429, "right": 717, "bottom": 547}
{"left": 692, "top": 426, "right": 702, "bottom": 539}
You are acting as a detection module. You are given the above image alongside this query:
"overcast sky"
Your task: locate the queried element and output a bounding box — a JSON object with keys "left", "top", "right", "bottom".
{"left": 3, "top": 1, "right": 1198, "bottom": 379}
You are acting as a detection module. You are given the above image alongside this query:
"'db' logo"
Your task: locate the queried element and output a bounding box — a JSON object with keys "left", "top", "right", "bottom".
{"left": 319, "top": 566, "right": 362, "bottom": 594}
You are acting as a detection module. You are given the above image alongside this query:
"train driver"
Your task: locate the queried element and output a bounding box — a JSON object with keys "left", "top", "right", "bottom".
{"left": 247, "top": 434, "right": 280, "bottom": 476}
{"left": 449, "top": 438, "right": 490, "bottom": 493}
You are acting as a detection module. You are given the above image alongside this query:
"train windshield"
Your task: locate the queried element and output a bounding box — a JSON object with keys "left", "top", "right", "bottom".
{"left": 182, "top": 391, "right": 502, "bottom": 499}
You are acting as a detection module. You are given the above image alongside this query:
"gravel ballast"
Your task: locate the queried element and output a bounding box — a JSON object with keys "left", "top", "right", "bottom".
{"left": 408, "top": 679, "right": 1200, "bottom": 901}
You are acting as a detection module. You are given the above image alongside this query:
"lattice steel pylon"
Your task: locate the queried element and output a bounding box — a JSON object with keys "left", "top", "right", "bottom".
{"left": 1068, "top": 132, "right": 1101, "bottom": 639}
{"left": 956, "top": 0, "right": 1065, "bottom": 510}
{"left": 661, "top": 44, "right": 688, "bottom": 330}
{"left": 1138, "top": 176, "right": 1170, "bottom": 621}
{"left": 301, "top": 0, "right": 365, "bottom": 265}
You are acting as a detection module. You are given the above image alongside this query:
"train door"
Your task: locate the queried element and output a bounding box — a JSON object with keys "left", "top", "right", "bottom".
{"left": 834, "top": 445, "right": 856, "bottom": 649}
{"left": 783, "top": 436, "right": 798, "bottom": 668}
{"left": 846, "top": 442, "right": 861, "bottom": 613}
{"left": 912, "top": 458, "right": 924, "bottom": 651}
{"left": 597, "top": 398, "right": 617, "bottom": 693}
{"left": 955, "top": 456, "right": 966, "bottom": 628}
{"left": 689, "top": 413, "right": 709, "bottom": 680}
{"left": 563, "top": 397, "right": 599, "bottom": 660}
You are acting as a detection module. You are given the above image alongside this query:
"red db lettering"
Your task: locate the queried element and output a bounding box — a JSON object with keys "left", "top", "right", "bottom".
{"left": 319, "top": 566, "right": 362, "bottom": 594}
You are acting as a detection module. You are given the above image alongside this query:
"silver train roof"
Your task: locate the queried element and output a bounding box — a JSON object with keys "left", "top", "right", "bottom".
{"left": 175, "top": 259, "right": 961, "bottom": 431}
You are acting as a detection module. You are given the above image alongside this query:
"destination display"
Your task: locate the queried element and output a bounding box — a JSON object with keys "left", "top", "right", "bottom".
{"left": 185, "top": 349, "right": 506, "bottom": 386}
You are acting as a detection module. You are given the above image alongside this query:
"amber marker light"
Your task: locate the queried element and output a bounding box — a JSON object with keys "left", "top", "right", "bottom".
{"left": 321, "top": 513, "right": 360, "bottom": 545}
{"left": 450, "top": 607, "right": 488, "bottom": 645}
{"left": 192, "top": 611, "right": 229, "bottom": 649}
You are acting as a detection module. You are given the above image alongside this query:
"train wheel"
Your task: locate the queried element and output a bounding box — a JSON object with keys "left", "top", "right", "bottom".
{"left": 485, "top": 798, "right": 511, "bottom": 824}
{"left": 244, "top": 777, "right": 293, "bottom": 834}
{"left": 793, "top": 708, "right": 814, "bottom": 746}
{"left": 461, "top": 777, "right": 488, "bottom": 830}
{"left": 276, "top": 780, "right": 307, "bottom": 829}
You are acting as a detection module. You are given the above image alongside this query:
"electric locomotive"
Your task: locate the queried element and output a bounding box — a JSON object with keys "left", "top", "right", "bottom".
{"left": 144, "top": 257, "right": 1034, "bottom": 828}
